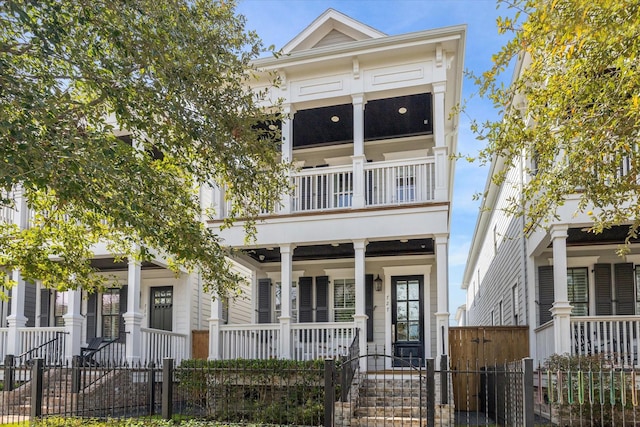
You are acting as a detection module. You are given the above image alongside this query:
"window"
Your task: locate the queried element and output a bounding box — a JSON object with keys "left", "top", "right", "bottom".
{"left": 512, "top": 284, "right": 519, "bottom": 325}
{"left": 498, "top": 301, "right": 503, "bottom": 325}
{"left": 54, "top": 291, "right": 67, "bottom": 327}
{"left": 635, "top": 266, "right": 640, "bottom": 314}
{"left": 567, "top": 267, "right": 589, "bottom": 316}
{"left": 221, "top": 294, "right": 229, "bottom": 324}
{"left": 274, "top": 281, "right": 298, "bottom": 322}
{"left": 101, "top": 288, "right": 120, "bottom": 340}
{"left": 333, "top": 279, "right": 355, "bottom": 322}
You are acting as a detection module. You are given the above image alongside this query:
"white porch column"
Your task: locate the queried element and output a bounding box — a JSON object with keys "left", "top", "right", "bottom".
{"left": 279, "top": 244, "right": 295, "bottom": 359}
{"left": 434, "top": 234, "right": 449, "bottom": 364}
{"left": 208, "top": 293, "right": 222, "bottom": 360}
{"left": 281, "top": 105, "right": 295, "bottom": 214}
{"left": 7, "top": 189, "right": 29, "bottom": 355}
{"left": 63, "top": 289, "right": 83, "bottom": 362}
{"left": 550, "top": 225, "right": 572, "bottom": 355}
{"left": 123, "top": 257, "right": 143, "bottom": 364}
{"left": 432, "top": 82, "right": 448, "bottom": 201}
{"left": 352, "top": 95, "right": 366, "bottom": 208}
{"left": 6, "top": 270, "right": 27, "bottom": 356}
{"left": 353, "top": 239, "right": 368, "bottom": 369}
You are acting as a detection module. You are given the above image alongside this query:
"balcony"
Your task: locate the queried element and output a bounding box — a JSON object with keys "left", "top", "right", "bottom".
{"left": 223, "top": 157, "right": 437, "bottom": 218}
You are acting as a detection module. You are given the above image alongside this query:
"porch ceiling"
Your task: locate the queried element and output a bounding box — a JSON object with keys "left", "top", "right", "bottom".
{"left": 245, "top": 238, "right": 434, "bottom": 263}
{"left": 90, "top": 258, "right": 165, "bottom": 271}
{"left": 564, "top": 225, "right": 640, "bottom": 246}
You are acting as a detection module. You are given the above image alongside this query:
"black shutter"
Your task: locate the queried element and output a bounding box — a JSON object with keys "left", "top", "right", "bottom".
{"left": 86, "top": 293, "right": 98, "bottom": 341}
{"left": 39, "top": 289, "right": 51, "bottom": 327}
{"left": 315, "top": 276, "right": 329, "bottom": 322}
{"left": 615, "top": 263, "right": 635, "bottom": 315}
{"left": 24, "top": 281, "right": 36, "bottom": 327}
{"left": 538, "top": 266, "right": 554, "bottom": 325}
{"left": 595, "top": 263, "right": 612, "bottom": 315}
{"left": 366, "top": 274, "right": 374, "bottom": 342}
{"left": 298, "top": 277, "right": 313, "bottom": 322}
{"left": 119, "top": 286, "right": 128, "bottom": 343}
{"left": 257, "top": 278, "right": 271, "bottom": 324}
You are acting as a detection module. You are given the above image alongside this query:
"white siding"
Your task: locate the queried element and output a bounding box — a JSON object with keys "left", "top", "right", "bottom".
{"left": 467, "top": 162, "right": 528, "bottom": 327}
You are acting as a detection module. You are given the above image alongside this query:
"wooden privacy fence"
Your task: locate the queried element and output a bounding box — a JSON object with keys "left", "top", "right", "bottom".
{"left": 449, "top": 326, "right": 529, "bottom": 411}
{"left": 191, "top": 330, "right": 208, "bottom": 360}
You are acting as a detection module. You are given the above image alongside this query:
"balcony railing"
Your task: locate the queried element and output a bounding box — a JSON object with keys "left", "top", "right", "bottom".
{"left": 364, "top": 158, "right": 435, "bottom": 206}
{"left": 292, "top": 165, "right": 354, "bottom": 212}
{"left": 289, "top": 158, "right": 436, "bottom": 214}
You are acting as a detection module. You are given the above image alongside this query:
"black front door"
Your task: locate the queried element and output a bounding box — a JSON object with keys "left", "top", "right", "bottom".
{"left": 392, "top": 276, "right": 424, "bottom": 366}
{"left": 150, "top": 287, "right": 173, "bottom": 331}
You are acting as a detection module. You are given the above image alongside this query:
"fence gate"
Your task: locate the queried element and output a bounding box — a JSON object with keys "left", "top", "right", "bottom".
{"left": 449, "top": 326, "right": 529, "bottom": 412}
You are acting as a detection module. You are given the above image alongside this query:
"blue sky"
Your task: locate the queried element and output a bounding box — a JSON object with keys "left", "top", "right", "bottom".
{"left": 236, "top": 0, "right": 512, "bottom": 321}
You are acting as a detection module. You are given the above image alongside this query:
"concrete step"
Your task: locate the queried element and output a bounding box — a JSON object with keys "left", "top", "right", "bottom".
{"left": 358, "top": 396, "right": 426, "bottom": 408}
{"left": 355, "top": 405, "right": 425, "bottom": 418}
{"left": 351, "top": 415, "right": 424, "bottom": 427}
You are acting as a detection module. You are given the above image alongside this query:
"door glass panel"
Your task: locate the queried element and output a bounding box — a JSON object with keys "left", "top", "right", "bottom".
{"left": 397, "top": 322, "right": 408, "bottom": 341}
{"left": 409, "top": 322, "right": 420, "bottom": 341}
{"left": 408, "top": 301, "right": 420, "bottom": 320}
{"left": 408, "top": 281, "right": 419, "bottom": 299}
{"left": 396, "top": 282, "right": 407, "bottom": 300}
{"left": 397, "top": 304, "right": 407, "bottom": 321}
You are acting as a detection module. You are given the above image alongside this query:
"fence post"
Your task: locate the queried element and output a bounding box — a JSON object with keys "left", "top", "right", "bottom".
{"left": 426, "top": 358, "right": 435, "bottom": 427}
{"left": 162, "top": 358, "right": 174, "bottom": 420}
{"left": 4, "top": 354, "right": 14, "bottom": 392}
{"left": 30, "top": 358, "right": 44, "bottom": 419}
{"left": 440, "top": 354, "right": 448, "bottom": 404}
{"left": 148, "top": 362, "right": 156, "bottom": 415}
{"left": 523, "top": 358, "right": 534, "bottom": 427}
{"left": 324, "top": 359, "right": 335, "bottom": 427}
{"left": 71, "top": 355, "right": 81, "bottom": 393}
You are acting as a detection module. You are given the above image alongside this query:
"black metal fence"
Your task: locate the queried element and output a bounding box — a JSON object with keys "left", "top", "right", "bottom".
{"left": 3, "top": 354, "right": 640, "bottom": 426}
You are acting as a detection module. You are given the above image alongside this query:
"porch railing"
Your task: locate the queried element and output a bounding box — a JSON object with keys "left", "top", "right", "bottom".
{"left": 571, "top": 316, "right": 640, "bottom": 367}
{"left": 219, "top": 323, "right": 280, "bottom": 360}
{"left": 141, "top": 327, "right": 189, "bottom": 366}
{"left": 18, "top": 327, "right": 65, "bottom": 360}
{"left": 0, "top": 328, "right": 8, "bottom": 361}
{"left": 534, "top": 321, "right": 554, "bottom": 365}
{"left": 290, "top": 322, "right": 355, "bottom": 361}
{"left": 16, "top": 330, "right": 66, "bottom": 366}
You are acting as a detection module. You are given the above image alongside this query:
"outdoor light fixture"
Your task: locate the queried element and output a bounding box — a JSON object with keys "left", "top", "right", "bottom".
{"left": 374, "top": 274, "right": 383, "bottom": 292}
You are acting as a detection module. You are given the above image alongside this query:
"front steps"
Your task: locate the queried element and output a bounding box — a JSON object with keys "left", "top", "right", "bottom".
{"left": 336, "top": 373, "right": 454, "bottom": 427}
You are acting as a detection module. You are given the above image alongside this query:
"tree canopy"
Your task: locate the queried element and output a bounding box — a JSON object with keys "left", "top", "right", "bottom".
{"left": 473, "top": 0, "right": 640, "bottom": 247}
{"left": 0, "top": 0, "right": 289, "bottom": 293}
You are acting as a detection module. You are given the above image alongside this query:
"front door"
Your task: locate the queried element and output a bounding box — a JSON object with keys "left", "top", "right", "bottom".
{"left": 392, "top": 276, "right": 424, "bottom": 366}
{"left": 150, "top": 287, "right": 173, "bottom": 331}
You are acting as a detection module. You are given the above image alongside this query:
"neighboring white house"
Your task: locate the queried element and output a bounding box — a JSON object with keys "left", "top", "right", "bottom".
{"left": 463, "top": 55, "right": 640, "bottom": 368}
{"left": 208, "top": 9, "right": 466, "bottom": 369}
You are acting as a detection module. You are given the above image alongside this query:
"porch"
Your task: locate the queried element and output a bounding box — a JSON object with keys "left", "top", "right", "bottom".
{"left": 0, "top": 326, "right": 189, "bottom": 367}
{"left": 535, "top": 316, "right": 640, "bottom": 367}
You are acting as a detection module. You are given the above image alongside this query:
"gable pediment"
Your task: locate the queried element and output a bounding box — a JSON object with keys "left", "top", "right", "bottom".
{"left": 283, "top": 9, "right": 386, "bottom": 54}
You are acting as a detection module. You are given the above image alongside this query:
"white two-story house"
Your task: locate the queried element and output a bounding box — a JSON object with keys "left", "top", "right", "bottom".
{"left": 208, "top": 9, "right": 466, "bottom": 368}
{"left": 463, "top": 55, "right": 640, "bottom": 368}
